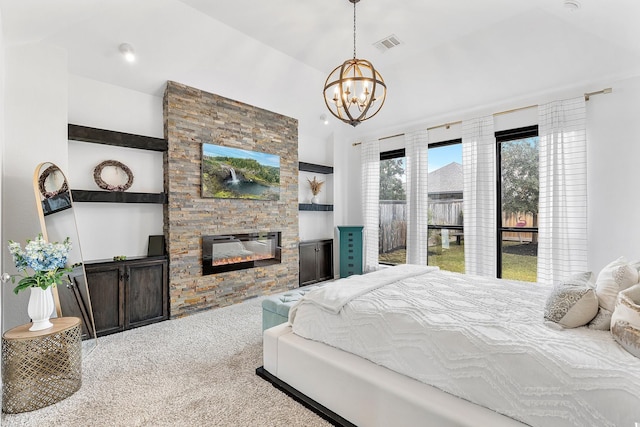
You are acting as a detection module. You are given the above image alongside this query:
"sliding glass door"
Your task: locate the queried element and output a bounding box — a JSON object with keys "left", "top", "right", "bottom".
{"left": 496, "top": 126, "right": 539, "bottom": 282}
{"left": 427, "top": 140, "right": 464, "bottom": 272}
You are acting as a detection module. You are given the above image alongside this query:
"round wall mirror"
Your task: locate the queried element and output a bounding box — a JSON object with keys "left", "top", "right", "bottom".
{"left": 33, "top": 162, "right": 97, "bottom": 355}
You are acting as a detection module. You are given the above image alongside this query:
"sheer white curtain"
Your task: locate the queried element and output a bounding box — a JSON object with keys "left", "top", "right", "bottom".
{"left": 405, "top": 130, "right": 429, "bottom": 265}
{"left": 462, "top": 116, "right": 496, "bottom": 277}
{"left": 361, "top": 139, "right": 380, "bottom": 272}
{"left": 537, "top": 98, "right": 588, "bottom": 285}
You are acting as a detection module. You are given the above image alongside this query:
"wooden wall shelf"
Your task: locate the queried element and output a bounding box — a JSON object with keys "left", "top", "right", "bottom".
{"left": 71, "top": 190, "right": 166, "bottom": 204}
{"left": 299, "top": 162, "right": 333, "bottom": 174}
{"left": 299, "top": 203, "right": 333, "bottom": 211}
{"left": 68, "top": 124, "right": 167, "bottom": 152}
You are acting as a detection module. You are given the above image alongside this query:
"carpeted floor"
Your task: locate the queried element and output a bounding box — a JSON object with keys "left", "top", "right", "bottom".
{"left": 1, "top": 297, "right": 331, "bottom": 426}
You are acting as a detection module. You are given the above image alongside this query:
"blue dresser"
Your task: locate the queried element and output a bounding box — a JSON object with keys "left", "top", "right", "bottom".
{"left": 338, "top": 226, "right": 364, "bottom": 278}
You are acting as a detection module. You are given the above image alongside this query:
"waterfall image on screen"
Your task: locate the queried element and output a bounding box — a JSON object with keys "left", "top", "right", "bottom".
{"left": 201, "top": 143, "right": 280, "bottom": 200}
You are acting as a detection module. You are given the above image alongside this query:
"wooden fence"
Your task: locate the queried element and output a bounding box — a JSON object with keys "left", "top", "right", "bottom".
{"left": 502, "top": 212, "right": 536, "bottom": 242}
{"left": 429, "top": 199, "right": 463, "bottom": 226}
{"left": 379, "top": 200, "right": 535, "bottom": 253}
{"left": 379, "top": 202, "right": 406, "bottom": 253}
{"left": 379, "top": 199, "right": 462, "bottom": 253}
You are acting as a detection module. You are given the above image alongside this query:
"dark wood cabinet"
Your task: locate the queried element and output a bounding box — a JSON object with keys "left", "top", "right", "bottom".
{"left": 126, "top": 258, "right": 168, "bottom": 328}
{"left": 84, "top": 256, "right": 168, "bottom": 337}
{"left": 84, "top": 262, "right": 124, "bottom": 336}
{"left": 299, "top": 239, "right": 333, "bottom": 286}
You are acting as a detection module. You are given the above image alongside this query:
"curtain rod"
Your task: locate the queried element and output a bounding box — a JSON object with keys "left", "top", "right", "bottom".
{"left": 352, "top": 87, "right": 612, "bottom": 147}
{"left": 584, "top": 87, "right": 612, "bottom": 101}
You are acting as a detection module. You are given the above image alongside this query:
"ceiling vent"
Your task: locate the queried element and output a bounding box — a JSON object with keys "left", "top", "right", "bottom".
{"left": 374, "top": 34, "right": 402, "bottom": 52}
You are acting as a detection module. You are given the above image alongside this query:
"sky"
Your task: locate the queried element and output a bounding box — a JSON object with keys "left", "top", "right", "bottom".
{"left": 428, "top": 144, "right": 462, "bottom": 172}
{"left": 203, "top": 144, "right": 280, "bottom": 168}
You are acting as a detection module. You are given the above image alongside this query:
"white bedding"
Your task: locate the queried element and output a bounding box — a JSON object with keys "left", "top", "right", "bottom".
{"left": 289, "top": 264, "right": 437, "bottom": 317}
{"left": 290, "top": 266, "right": 640, "bottom": 427}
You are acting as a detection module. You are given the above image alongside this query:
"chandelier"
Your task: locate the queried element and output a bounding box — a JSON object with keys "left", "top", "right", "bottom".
{"left": 323, "top": 0, "right": 387, "bottom": 127}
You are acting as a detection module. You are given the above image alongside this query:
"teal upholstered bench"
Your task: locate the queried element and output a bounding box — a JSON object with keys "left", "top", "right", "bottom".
{"left": 262, "top": 285, "right": 325, "bottom": 331}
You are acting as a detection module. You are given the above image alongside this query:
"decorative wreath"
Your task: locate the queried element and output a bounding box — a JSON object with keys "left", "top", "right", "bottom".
{"left": 93, "top": 160, "right": 134, "bottom": 192}
{"left": 38, "top": 165, "right": 68, "bottom": 199}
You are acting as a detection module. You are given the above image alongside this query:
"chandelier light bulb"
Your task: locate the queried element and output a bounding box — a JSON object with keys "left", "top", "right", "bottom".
{"left": 119, "top": 43, "right": 136, "bottom": 62}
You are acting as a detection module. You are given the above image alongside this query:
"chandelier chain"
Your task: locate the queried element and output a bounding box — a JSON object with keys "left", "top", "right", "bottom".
{"left": 353, "top": 0, "right": 357, "bottom": 59}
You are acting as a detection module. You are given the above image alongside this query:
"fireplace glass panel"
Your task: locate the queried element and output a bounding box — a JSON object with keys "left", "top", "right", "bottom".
{"left": 202, "top": 232, "right": 281, "bottom": 275}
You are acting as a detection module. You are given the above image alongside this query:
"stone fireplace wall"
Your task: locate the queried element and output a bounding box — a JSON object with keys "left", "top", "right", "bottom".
{"left": 163, "top": 81, "right": 299, "bottom": 318}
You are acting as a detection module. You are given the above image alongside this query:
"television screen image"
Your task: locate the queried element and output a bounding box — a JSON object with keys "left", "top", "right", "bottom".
{"left": 201, "top": 143, "right": 280, "bottom": 200}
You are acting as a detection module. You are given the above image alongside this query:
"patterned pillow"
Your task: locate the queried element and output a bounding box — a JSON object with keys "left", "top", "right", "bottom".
{"left": 610, "top": 284, "right": 640, "bottom": 358}
{"left": 544, "top": 272, "right": 598, "bottom": 328}
{"left": 588, "top": 257, "right": 639, "bottom": 331}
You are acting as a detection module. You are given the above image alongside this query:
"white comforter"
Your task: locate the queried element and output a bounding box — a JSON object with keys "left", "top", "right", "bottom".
{"left": 290, "top": 266, "right": 640, "bottom": 427}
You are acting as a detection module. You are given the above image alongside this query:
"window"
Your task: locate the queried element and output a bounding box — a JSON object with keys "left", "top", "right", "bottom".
{"left": 427, "top": 140, "right": 464, "bottom": 272}
{"left": 379, "top": 149, "right": 406, "bottom": 265}
{"left": 496, "top": 126, "right": 539, "bottom": 282}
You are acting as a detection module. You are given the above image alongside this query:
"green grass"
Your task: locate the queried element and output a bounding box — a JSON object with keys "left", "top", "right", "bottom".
{"left": 427, "top": 244, "right": 466, "bottom": 274}
{"left": 379, "top": 241, "right": 537, "bottom": 282}
{"left": 501, "top": 242, "right": 537, "bottom": 282}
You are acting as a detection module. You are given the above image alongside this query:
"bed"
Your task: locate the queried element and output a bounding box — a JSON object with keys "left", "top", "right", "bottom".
{"left": 258, "top": 264, "right": 640, "bottom": 427}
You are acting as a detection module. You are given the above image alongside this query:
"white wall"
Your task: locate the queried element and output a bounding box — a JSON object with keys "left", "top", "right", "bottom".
{"left": 336, "top": 74, "right": 640, "bottom": 276}
{"left": 587, "top": 76, "right": 640, "bottom": 272}
{"left": 2, "top": 43, "right": 69, "bottom": 330}
{"left": 68, "top": 75, "right": 163, "bottom": 139}
{"left": 0, "top": 7, "right": 4, "bottom": 339}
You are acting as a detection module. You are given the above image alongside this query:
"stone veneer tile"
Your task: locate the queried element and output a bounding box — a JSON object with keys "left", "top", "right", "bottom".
{"left": 164, "top": 81, "right": 299, "bottom": 318}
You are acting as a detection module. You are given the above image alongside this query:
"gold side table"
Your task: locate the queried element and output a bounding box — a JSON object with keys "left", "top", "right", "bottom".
{"left": 2, "top": 317, "right": 82, "bottom": 413}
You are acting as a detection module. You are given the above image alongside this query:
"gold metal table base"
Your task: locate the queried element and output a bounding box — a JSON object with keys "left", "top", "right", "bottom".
{"left": 2, "top": 317, "right": 82, "bottom": 413}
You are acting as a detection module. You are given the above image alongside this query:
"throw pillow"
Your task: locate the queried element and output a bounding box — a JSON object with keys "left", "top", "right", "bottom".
{"left": 588, "top": 307, "right": 613, "bottom": 331}
{"left": 544, "top": 272, "right": 598, "bottom": 328}
{"left": 610, "top": 284, "right": 640, "bottom": 359}
{"left": 588, "top": 257, "right": 638, "bottom": 331}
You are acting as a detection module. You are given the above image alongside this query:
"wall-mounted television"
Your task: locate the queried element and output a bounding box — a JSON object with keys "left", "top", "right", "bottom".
{"left": 201, "top": 143, "right": 280, "bottom": 200}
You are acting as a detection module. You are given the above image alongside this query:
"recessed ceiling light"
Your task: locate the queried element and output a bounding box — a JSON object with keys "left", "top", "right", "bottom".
{"left": 320, "top": 114, "right": 329, "bottom": 125}
{"left": 119, "top": 43, "right": 136, "bottom": 62}
{"left": 564, "top": 0, "right": 580, "bottom": 11}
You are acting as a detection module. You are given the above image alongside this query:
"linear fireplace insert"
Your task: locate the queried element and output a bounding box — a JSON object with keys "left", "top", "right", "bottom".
{"left": 202, "top": 232, "right": 281, "bottom": 275}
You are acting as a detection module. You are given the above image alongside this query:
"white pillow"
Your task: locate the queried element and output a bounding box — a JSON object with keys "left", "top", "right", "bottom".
{"left": 544, "top": 272, "right": 598, "bottom": 328}
{"left": 610, "top": 284, "right": 640, "bottom": 358}
{"left": 629, "top": 259, "right": 640, "bottom": 274}
{"left": 589, "top": 257, "right": 639, "bottom": 331}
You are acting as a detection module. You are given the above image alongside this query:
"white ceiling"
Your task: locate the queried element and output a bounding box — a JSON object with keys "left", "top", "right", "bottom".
{"left": 2, "top": 0, "right": 640, "bottom": 137}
